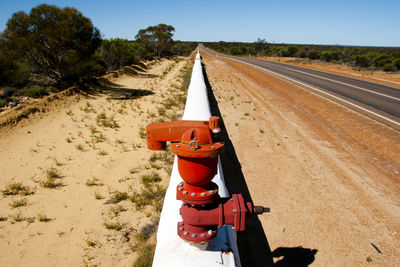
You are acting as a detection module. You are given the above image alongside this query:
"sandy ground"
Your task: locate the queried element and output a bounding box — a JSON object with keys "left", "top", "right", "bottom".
{"left": 258, "top": 56, "right": 400, "bottom": 88}
{"left": 0, "top": 57, "right": 190, "bottom": 266}
{"left": 1, "top": 49, "right": 399, "bottom": 267}
{"left": 202, "top": 52, "right": 400, "bottom": 266}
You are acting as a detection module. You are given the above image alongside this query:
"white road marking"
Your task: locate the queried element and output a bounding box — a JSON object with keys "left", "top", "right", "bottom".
{"left": 227, "top": 57, "right": 400, "bottom": 128}
{"left": 256, "top": 60, "right": 400, "bottom": 101}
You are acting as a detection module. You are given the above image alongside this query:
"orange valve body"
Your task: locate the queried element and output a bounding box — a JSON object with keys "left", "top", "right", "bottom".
{"left": 146, "top": 116, "right": 224, "bottom": 187}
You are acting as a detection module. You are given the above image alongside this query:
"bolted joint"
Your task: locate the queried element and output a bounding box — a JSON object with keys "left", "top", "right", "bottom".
{"left": 179, "top": 193, "right": 253, "bottom": 240}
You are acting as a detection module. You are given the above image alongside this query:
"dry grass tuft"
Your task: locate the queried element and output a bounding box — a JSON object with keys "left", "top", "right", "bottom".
{"left": 97, "top": 149, "right": 108, "bottom": 156}
{"left": 10, "top": 198, "right": 27, "bottom": 208}
{"left": 86, "top": 177, "right": 104, "bottom": 187}
{"left": 130, "top": 185, "right": 166, "bottom": 211}
{"left": 109, "top": 204, "right": 127, "bottom": 218}
{"left": 141, "top": 172, "right": 161, "bottom": 188}
{"left": 94, "top": 191, "right": 104, "bottom": 200}
{"left": 37, "top": 214, "right": 52, "bottom": 222}
{"left": 96, "top": 112, "right": 119, "bottom": 128}
{"left": 103, "top": 220, "right": 125, "bottom": 231}
{"left": 2, "top": 183, "right": 34, "bottom": 196}
{"left": 149, "top": 152, "right": 174, "bottom": 165}
{"left": 107, "top": 191, "right": 128, "bottom": 204}
{"left": 86, "top": 239, "right": 99, "bottom": 247}
{"left": 75, "top": 144, "right": 85, "bottom": 151}
{"left": 46, "top": 168, "right": 63, "bottom": 179}
{"left": 138, "top": 126, "right": 146, "bottom": 139}
{"left": 9, "top": 212, "right": 35, "bottom": 224}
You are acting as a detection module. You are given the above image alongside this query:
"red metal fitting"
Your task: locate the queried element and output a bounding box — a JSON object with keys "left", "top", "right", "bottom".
{"left": 146, "top": 116, "right": 224, "bottom": 198}
{"left": 146, "top": 116, "right": 269, "bottom": 244}
{"left": 177, "top": 194, "right": 253, "bottom": 243}
{"left": 176, "top": 181, "right": 219, "bottom": 205}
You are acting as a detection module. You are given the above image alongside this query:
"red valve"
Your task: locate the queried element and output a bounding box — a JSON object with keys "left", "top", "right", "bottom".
{"left": 146, "top": 116, "right": 224, "bottom": 204}
{"left": 146, "top": 116, "right": 269, "bottom": 244}
{"left": 178, "top": 194, "right": 253, "bottom": 243}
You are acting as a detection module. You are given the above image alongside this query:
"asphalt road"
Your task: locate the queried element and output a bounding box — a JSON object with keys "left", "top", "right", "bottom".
{"left": 201, "top": 46, "right": 400, "bottom": 130}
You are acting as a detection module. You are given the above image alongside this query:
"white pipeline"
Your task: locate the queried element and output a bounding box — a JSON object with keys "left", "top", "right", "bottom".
{"left": 152, "top": 51, "right": 240, "bottom": 267}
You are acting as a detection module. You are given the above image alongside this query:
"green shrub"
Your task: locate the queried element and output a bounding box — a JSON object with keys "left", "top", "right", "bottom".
{"left": 307, "top": 50, "right": 320, "bottom": 60}
{"left": 383, "top": 63, "right": 395, "bottom": 72}
{"left": 0, "top": 53, "right": 29, "bottom": 86}
{"left": 355, "top": 55, "right": 370, "bottom": 68}
{"left": 0, "top": 99, "right": 7, "bottom": 108}
{"left": 19, "top": 86, "right": 47, "bottom": 98}
{"left": 99, "top": 39, "right": 142, "bottom": 71}
{"left": 392, "top": 58, "right": 400, "bottom": 71}
{"left": 61, "top": 51, "right": 106, "bottom": 85}
{"left": 373, "top": 54, "right": 391, "bottom": 67}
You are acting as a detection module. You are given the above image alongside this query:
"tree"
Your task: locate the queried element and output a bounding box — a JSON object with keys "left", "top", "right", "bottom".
{"left": 307, "top": 50, "right": 320, "bottom": 60}
{"left": 287, "top": 46, "right": 298, "bottom": 57}
{"left": 99, "top": 39, "right": 141, "bottom": 71}
{"left": 230, "top": 46, "right": 241, "bottom": 55}
{"left": 135, "top": 24, "right": 175, "bottom": 58}
{"left": 171, "top": 41, "right": 198, "bottom": 56}
{"left": 254, "top": 38, "right": 266, "bottom": 54}
{"left": 393, "top": 58, "right": 400, "bottom": 71}
{"left": 354, "top": 55, "right": 370, "bottom": 68}
{"left": 0, "top": 50, "right": 29, "bottom": 86}
{"left": 373, "top": 54, "right": 391, "bottom": 68}
{"left": 320, "top": 51, "right": 332, "bottom": 62}
{"left": 0, "top": 4, "right": 104, "bottom": 86}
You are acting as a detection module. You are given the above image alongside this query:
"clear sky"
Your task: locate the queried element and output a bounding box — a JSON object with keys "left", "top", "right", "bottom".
{"left": 0, "top": 0, "right": 399, "bottom": 47}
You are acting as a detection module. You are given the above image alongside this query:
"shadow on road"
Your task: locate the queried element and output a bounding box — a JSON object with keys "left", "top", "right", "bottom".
{"left": 201, "top": 62, "right": 318, "bottom": 267}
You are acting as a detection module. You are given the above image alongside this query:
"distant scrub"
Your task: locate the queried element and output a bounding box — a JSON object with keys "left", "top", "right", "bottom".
{"left": 18, "top": 86, "right": 48, "bottom": 98}
{"left": 205, "top": 41, "right": 400, "bottom": 72}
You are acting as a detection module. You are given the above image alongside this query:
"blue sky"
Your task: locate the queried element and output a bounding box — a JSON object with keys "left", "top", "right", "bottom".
{"left": 0, "top": 0, "right": 399, "bottom": 47}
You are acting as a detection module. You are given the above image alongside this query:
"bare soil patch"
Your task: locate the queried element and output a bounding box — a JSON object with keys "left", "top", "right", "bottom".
{"left": 0, "top": 57, "right": 191, "bottom": 266}
{"left": 202, "top": 52, "right": 400, "bottom": 266}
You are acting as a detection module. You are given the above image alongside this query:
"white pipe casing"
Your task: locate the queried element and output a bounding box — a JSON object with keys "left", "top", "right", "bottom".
{"left": 151, "top": 51, "right": 240, "bottom": 267}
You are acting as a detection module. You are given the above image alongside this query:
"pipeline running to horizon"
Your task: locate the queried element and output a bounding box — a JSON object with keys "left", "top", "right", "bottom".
{"left": 148, "top": 50, "right": 269, "bottom": 267}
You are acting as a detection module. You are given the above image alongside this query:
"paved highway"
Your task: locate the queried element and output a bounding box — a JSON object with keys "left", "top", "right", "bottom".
{"left": 202, "top": 46, "right": 400, "bottom": 130}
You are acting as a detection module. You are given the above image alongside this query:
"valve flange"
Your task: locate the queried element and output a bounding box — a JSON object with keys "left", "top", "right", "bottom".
{"left": 176, "top": 181, "right": 219, "bottom": 205}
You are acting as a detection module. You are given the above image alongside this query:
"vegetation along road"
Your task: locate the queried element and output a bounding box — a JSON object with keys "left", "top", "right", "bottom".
{"left": 202, "top": 46, "right": 400, "bottom": 130}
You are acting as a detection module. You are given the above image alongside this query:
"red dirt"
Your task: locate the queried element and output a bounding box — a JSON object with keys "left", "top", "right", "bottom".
{"left": 202, "top": 51, "right": 400, "bottom": 266}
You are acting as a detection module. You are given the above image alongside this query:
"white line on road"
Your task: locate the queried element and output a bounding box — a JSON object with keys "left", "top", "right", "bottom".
{"left": 256, "top": 60, "right": 400, "bottom": 102}
{"left": 227, "top": 57, "right": 400, "bottom": 128}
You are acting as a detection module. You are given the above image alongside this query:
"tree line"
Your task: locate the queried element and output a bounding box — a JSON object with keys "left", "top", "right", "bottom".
{"left": 204, "top": 39, "right": 400, "bottom": 72}
{"left": 0, "top": 4, "right": 197, "bottom": 106}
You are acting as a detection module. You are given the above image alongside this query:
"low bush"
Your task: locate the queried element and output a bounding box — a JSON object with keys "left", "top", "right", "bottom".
{"left": 2, "top": 183, "right": 34, "bottom": 196}
{"left": 18, "top": 86, "right": 48, "bottom": 98}
{"left": 0, "top": 99, "right": 6, "bottom": 108}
